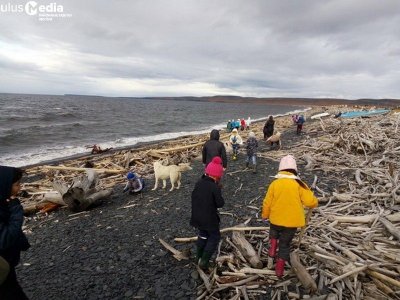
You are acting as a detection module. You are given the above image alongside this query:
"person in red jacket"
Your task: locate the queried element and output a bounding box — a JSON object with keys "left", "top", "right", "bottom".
{"left": 261, "top": 155, "right": 318, "bottom": 277}
{"left": 190, "top": 157, "right": 224, "bottom": 270}
{"left": 0, "top": 166, "right": 30, "bottom": 299}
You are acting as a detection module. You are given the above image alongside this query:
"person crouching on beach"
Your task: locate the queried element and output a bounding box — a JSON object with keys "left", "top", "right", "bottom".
{"left": 123, "top": 172, "right": 145, "bottom": 195}
{"left": 190, "top": 157, "right": 224, "bottom": 270}
{"left": 245, "top": 131, "right": 258, "bottom": 173}
{"left": 261, "top": 155, "right": 318, "bottom": 277}
{"left": 229, "top": 128, "right": 243, "bottom": 160}
{"left": 0, "top": 166, "right": 30, "bottom": 299}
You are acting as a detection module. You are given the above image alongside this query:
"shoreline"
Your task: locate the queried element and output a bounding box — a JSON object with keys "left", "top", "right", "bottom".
{"left": 18, "top": 106, "right": 311, "bottom": 169}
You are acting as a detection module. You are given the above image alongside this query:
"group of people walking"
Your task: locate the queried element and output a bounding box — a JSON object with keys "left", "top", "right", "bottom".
{"left": 227, "top": 117, "right": 251, "bottom": 132}
{"left": 195, "top": 126, "right": 318, "bottom": 277}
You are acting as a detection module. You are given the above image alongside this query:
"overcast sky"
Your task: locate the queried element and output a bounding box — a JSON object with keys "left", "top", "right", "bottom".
{"left": 0, "top": 0, "right": 399, "bottom": 98}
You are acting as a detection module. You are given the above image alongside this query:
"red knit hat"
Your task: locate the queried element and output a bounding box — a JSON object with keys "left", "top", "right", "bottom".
{"left": 205, "top": 156, "right": 224, "bottom": 178}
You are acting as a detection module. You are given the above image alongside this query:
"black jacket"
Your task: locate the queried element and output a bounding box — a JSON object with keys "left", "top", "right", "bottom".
{"left": 190, "top": 175, "right": 224, "bottom": 231}
{"left": 202, "top": 130, "right": 227, "bottom": 168}
{"left": 0, "top": 166, "right": 30, "bottom": 267}
{"left": 263, "top": 120, "right": 275, "bottom": 135}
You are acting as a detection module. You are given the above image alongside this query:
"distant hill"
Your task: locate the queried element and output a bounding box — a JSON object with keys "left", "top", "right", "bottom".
{"left": 141, "top": 96, "right": 400, "bottom": 107}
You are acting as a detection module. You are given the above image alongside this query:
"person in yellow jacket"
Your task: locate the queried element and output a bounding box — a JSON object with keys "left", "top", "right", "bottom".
{"left": 261, "top": 155, "right": 318, "bottom": 277}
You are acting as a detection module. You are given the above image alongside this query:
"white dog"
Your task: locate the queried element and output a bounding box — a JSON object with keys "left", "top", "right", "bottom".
{"left": 152, "top": 161, "right": 193, "bottom": 191}
{"left": 266, "top": 132, "right": 281, "bottom": 149}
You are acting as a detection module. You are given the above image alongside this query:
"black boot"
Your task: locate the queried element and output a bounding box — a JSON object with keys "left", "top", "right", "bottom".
{"left": 252, "top": 164, "right": 257, "bottom": 174}
{"left": 196, "top": 246, "right": 204, "bottom": 264}
{"left": 245, "top": 162, "right": 249, "bottom": 168}
{"left": 198, "top": 252, "right": 212, "bottom": 270}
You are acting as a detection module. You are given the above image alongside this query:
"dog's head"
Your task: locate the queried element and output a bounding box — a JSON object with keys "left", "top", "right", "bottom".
{"left": 178, "top": 163, "right": 193, "bottom": 171}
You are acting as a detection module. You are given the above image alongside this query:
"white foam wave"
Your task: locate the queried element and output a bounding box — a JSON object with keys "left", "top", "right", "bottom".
{"left": 1, "top": 107, "right": 310, "bottom": 168}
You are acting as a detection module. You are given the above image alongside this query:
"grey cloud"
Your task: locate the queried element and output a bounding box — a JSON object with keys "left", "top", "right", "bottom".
{"left": 0, "top": 0, "right": 399, "bottom": 98}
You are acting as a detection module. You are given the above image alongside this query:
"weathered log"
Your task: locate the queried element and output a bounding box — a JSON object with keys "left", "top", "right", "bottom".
{"left": 174, "top": 226, "right": 268, "bottom": 242}
{"left": 333, "top": 214, "right": 377, "bottom": 224}
{"left": 196, "top": 265, "right": 211, "bottom": 291}
{"left": 329, "top": 265, "right": 367, "bottom": 284}
{"left": 232, "top": 231, "right": 263, "bottom": 269}
{"left": 379, "top": 217, "right": 400, "bottom": 241}
{"left": 366, "top": 270, "right": 400, "bottom": 288}
{"left": 39, "top": 191, "right": 65, "bottom": 206}
{"left": 290, "top": 252, "right": 318, "bottom": 292}
{"left": 158, "top": 238, "right": 189, "bottom": 261}
{"left": 239, "top": 267, "right": 276, "bottom": 276}
{"left": 54, "top": 170, "right": 112, "bottom": 212}
{"left": 386, "top": 212, "right": 400, "bottom": 222}
{"left": 42, "top": 165, "right": 123, "bottom": 174}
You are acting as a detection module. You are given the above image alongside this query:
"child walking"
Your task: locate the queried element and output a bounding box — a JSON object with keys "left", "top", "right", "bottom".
{"left": 190, "top": 157, "right": 224, "bottom": 270}
{"left": 261, "top": 155, "right": 318, "bottom": 277}
{"left": 229, "top": 128, "right": 243, "bottom": 160}
{"left": 245, "top": 131, "right": 258, "bottom": 173}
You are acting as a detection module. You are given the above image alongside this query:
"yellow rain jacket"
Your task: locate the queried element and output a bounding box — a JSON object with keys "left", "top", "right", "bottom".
{"left": 262, "top": 171, "right": 318, "bottom": 227}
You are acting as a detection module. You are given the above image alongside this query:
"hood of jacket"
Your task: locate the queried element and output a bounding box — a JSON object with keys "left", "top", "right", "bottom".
{"left": 0, "top": 166, "right": 15, "bottom": 204}
{"left": 210, "top": 129, "right": 220, "bottom": 141}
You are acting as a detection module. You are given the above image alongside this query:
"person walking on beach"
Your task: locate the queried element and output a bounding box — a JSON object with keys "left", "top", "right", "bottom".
{"left": 240, "top": 119, "right": 246, "bottom": 131}
{"left": 245, "top": 132, "right": 258, "bottom": 173}
{"left": 190, "top": 157, "right": 224, "bottom": 270}
{"left": 202, "top": 129, "right": 227, "bottom": 169}
{"left": 246, "top": 117, "right": 251, "bottom": 130}
{"left": 229, "top": 128, "right": 243, "bottom": 160}
{"left": 263, "top": 116, "right": 275, "bottom": 140}
{"left": 296, "top": 115, "right": 305, "bottom": 135}
{"left": 0, "top": 166, "right": 30, "bottom": 299}
{"left": 261, "top": 155, "right": 318, "bottom": 277}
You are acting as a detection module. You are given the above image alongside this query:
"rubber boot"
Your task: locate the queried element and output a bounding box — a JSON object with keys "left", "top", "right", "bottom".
{"left": 267, "top": 238, "right": 278, "bottom": 269}
{"left": 252, "top": 164, "right": 257, "bottom": 174}
{"left": 199, "top": 252, "right": 212, "bottom": 270}
{"left": 196, "top": 246, "right": 204, "bottom": 264}
{"left": 245, "top": 162, "right": 249, "bottom": 168}
{"left": 275, "top": 258, "right": 286, "bottom": 277}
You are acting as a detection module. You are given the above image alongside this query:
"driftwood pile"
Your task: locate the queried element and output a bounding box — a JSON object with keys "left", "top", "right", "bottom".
{"left": 20, "top": 129, "right": 244, "bottom": 214}
{"left": 166, "top": 111, "right": 400, "bottom": 299}
{"left": 20, "top": 112, "right": 297, "bottom": 214}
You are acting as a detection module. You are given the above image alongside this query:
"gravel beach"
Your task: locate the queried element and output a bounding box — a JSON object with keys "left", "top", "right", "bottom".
{"left": 17, "top": 125, "right": 336, "bottom": 300}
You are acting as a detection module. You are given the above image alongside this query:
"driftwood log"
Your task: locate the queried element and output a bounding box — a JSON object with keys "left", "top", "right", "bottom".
{"left": 53, "top": 170, "right": 112, "bottom": 212}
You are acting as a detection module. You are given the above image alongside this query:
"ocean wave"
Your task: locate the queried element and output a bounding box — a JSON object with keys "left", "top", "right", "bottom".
{"left": 1, "top": 107, "right": 310, "bottom": 168}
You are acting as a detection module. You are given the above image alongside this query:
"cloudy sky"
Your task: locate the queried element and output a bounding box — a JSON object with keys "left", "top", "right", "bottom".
{"left": 0, "top": 0, "right": 399, "bottom": 98}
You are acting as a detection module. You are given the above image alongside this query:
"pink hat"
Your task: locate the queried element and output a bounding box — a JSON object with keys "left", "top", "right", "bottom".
{"left": 205, "top": 156, "right": 224, "bottom": 178}
{"left": 278, "top": 155, "right": 297, "bottom": 171}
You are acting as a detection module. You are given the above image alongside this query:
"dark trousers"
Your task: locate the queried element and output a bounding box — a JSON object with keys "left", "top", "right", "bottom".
{"left": 0, "top": 268, "right": 28, "bottom": 300}
{"left": 269, "top": 224, "right": 297, "bottom": 261}
{"left": 196, "top": 229, "right": 221, "bottom": 256}
{"left": 232, "top": 144, "right": 240, "bottom": 156}
{"left": 297, "top": 124, "right": 303, "bottom": 134}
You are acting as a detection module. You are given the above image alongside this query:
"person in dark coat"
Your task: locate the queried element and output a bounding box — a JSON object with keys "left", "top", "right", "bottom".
{"left": 190, "top": 157, "right": 225, "bottom": 270}
{"left": 202, "top": 129, "right": 227, "bottom": 169}
{"left": 263, "top": 116, "right": 275, "bottom": 140}
{"left": 0, "top": 166, "right": 30, "bottom": 300}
